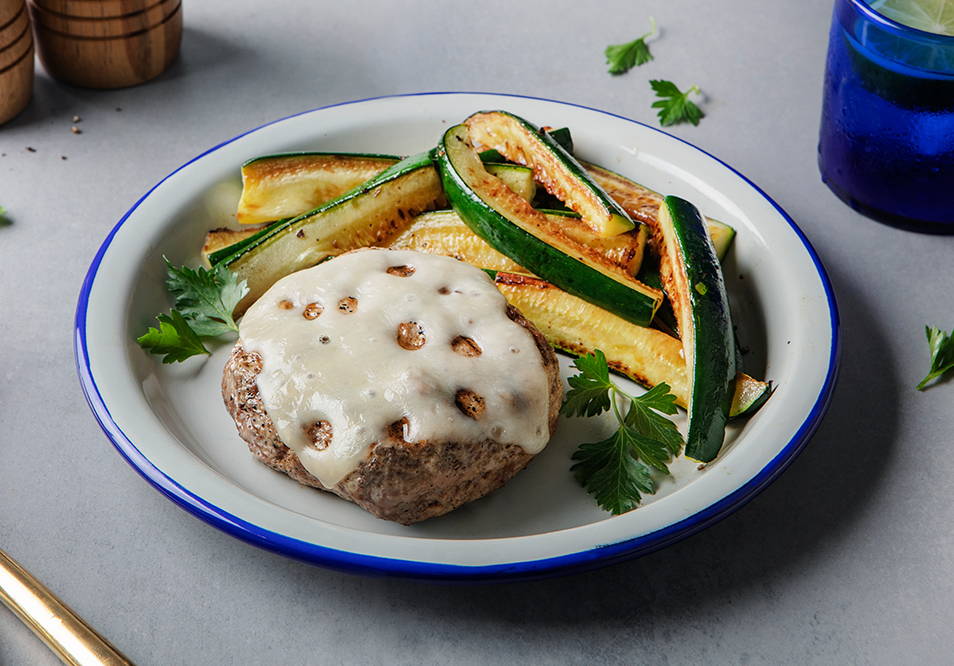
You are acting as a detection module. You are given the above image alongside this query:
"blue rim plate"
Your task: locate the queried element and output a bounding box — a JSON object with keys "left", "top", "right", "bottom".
{"left": 75, "top": 92, "right": 839, "bottom": 581}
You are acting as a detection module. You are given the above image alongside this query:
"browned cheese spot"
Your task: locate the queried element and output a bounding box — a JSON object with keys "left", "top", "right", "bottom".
{"left": 387, "top": 417, "right": 410, "bottom": 442}
{"left": 337, "top": 297, "right": 357, "bottom": 313}
{"left": 303, "top": 302, "right": 323, "bottom": 320}
{"left": 437, "top": 286, "right": 450, "bottom": 295}
{"left": 396, "top": 322, "right": 426, "bottom": 350}
{"left": 454, "top": 389, "right": 486, "bottom": 420}
{"left": 450, "top": 335, "right": 482, "bottom": 357}
{"left": 278, "top": 299, "right": 295, "bottom": 310}
{"left": 386, "top": 265, "right": 416, "bottom": 277}
{"left": 302, "top": 420, "right": 333, "bottom": 450}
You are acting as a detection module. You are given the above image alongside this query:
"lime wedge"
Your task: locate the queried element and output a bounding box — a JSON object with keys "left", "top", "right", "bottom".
{"left": 870, "top": 0, "right": 954, "bottom": 36}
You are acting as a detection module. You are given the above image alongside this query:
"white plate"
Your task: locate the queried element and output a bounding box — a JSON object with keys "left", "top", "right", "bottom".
{"left": 75, "top": 93, "right": 838, "bottom": 580}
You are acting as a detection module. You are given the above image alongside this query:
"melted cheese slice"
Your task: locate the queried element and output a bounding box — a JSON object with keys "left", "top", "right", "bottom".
{"left": 238, "top": 248, "right": 551, "bottom": 488}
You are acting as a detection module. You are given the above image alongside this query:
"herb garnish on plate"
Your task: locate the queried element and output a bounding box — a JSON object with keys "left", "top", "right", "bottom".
{"left": 138, "top": 259, "right": 247, "bottom": 363}
{"left": 561, "top": 350, "right": 684, "bottom": 514}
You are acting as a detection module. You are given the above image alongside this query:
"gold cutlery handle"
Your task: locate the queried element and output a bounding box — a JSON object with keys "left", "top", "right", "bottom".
{"left": 0, "top": 549, "right": 132, "bottom": 665}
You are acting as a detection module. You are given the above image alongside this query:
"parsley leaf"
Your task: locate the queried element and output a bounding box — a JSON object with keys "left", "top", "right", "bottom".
{"left": 624, "top": 384, "right": 683, "bottom": 457}
{"left": 563, "top": 351, "right": 685, "bottom": 514}
{"left": 572, "top": 429, "right": 655, "bottom": 515}
{"left": 650, "top": 79, "right": 705, "bottom": 127}
{"left": 138, "top": 260, "right": 247, "bottom": 363}
{"left": 561, "top": 349, "right": 615, "bottom": 417}
{"left": 0, "top": 206, "right": 9, "bottom": 226}
{"left": 164, "top": 259, "right": 248, "bottom": 337}
{"left": 917, "top": 325, "right": 954, "bottom": 390}
{"left": 137, "top": 310, "right": 210, "bottom": 363}
{"left": 605, "top": 17, "right": 657, "bottom": 75}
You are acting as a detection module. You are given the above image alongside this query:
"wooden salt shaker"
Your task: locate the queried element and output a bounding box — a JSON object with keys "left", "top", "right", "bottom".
{"left": 0, "top": 0, "right": 34, "bottom": 125}
{"left": 29, "top": 0, "right": 182, "bottom": 89}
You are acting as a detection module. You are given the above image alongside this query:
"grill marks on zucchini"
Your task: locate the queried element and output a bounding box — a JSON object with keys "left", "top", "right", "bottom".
{"left": 654, "top": 197, "right": 736, "bottom": 462}
{"left": 438, "top": 124, "right": 662, "bottom": 327}
{"left": 222, "top": 152, "right": 445, "bottom": 314}
{"left": 464, "top": 111, "right": 635, "bottom": 237}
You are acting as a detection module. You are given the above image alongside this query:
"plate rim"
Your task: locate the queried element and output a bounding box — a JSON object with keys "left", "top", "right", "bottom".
{"left": 74, "top": 91, "right": 840, "bottom": 581}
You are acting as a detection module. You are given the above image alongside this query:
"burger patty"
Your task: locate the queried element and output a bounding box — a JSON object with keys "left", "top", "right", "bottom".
{"left": 221, "top": 304, "right": 562, "bottom": 525}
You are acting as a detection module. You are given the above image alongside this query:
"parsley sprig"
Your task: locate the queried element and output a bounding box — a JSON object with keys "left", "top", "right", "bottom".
{"left": 138, "top": 310, "right": 211, "bottom": 363}
{"left": 650, "top": 80, "right": 705, "bottom": 127}
{"left": 917, "top": 325, "right": 954, "bottom": 390}
{"left": 165, "top": 259, "right": 245, "bottom": 336}
{"left": 605, "top": 17, "right": 657, "bottom": 75}
{"left": 138, "top": 260, "right": 248, "bottom": 363}
{"left": 562, "top": 350, "right": 684, "bottom": 514}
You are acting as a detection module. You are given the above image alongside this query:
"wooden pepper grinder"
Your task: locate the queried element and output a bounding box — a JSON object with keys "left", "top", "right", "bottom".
{"left": 29, "top": 0, "right": 182, "bottom": 89}
{"left": 0, "top": 0, "right": 34, "bottom": 124}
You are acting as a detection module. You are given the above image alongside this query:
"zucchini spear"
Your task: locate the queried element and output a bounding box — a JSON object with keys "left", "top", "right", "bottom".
{"left": 437, "top": 123, "right": 662, "bottom": 327}
{"left": 654, "top": 196, "right": 736, "bottom": 462}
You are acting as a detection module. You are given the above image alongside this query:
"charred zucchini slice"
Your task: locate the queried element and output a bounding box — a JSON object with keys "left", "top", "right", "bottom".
{"left": 389, "top": 210, "right": 524, "bottom": 273}
{"left": 237, "top": 152, "right": 535, "bottom": 226}
{"left": 655, "top": 196, "right": 736, "bottom": 462}
{"left": 221, "top": 151, "right": 445, "bottom": 313}
{"left": 238, "top": 153, "right": 400, "bottom": 225}
{"left": 730, "top": 375, "right": 773, "bottom": 418}
{"left": 438, "top": 124, "right": 661, "bottom": 327}
{"left": 474, "top": 124, "right": 737, "bottom": 251}
{"left": 489, "top": 271, "right": 767, "bottom": 417}
{"left": 464, "top": 111, "right": 635, "bottom": 237}
{"left": 389, "top": 209, "right": 647, "bottom": 277}
{"left": 584, "top": 161, "right": 736, "bottom": 258}
{"left": 203, "top": 226, "right": 262, "bottom": 266}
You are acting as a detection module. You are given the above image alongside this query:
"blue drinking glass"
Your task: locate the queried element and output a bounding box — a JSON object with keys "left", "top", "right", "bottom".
{"left": 819, "top": 0, "right": 954, "bottom": 231}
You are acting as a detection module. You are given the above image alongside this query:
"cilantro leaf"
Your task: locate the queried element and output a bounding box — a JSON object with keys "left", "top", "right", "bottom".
{"left": 562, "top": 350, "right": 685, "bottom": 515}
{"left": 560, "top": 350, "right": 615, "bottom": 417}
{"left": 137, "top": 310, "right": 210, "bottom": 363}
{"left": 605, "top": 18, "right": 657, "bottom": 75}
{"left": 571, "top": 428, "right": 655, "bottom": 514}
{"left": 164, "top": 259, "right": 248, "bottom": 337}
{"left": 650, "top": 79, "right": 705, "bottom": 127}
{"left": 917, "top": 325, "right": 954, "bottom": 390}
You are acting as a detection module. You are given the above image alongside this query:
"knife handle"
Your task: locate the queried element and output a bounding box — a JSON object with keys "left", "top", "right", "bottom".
{"left": 0, "top": 548, "right": 132, "bottom": 665}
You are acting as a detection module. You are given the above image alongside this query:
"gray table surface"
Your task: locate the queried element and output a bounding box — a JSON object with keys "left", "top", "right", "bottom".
{"left": 2, "top": 0, "right": 952, "bottom": 664}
